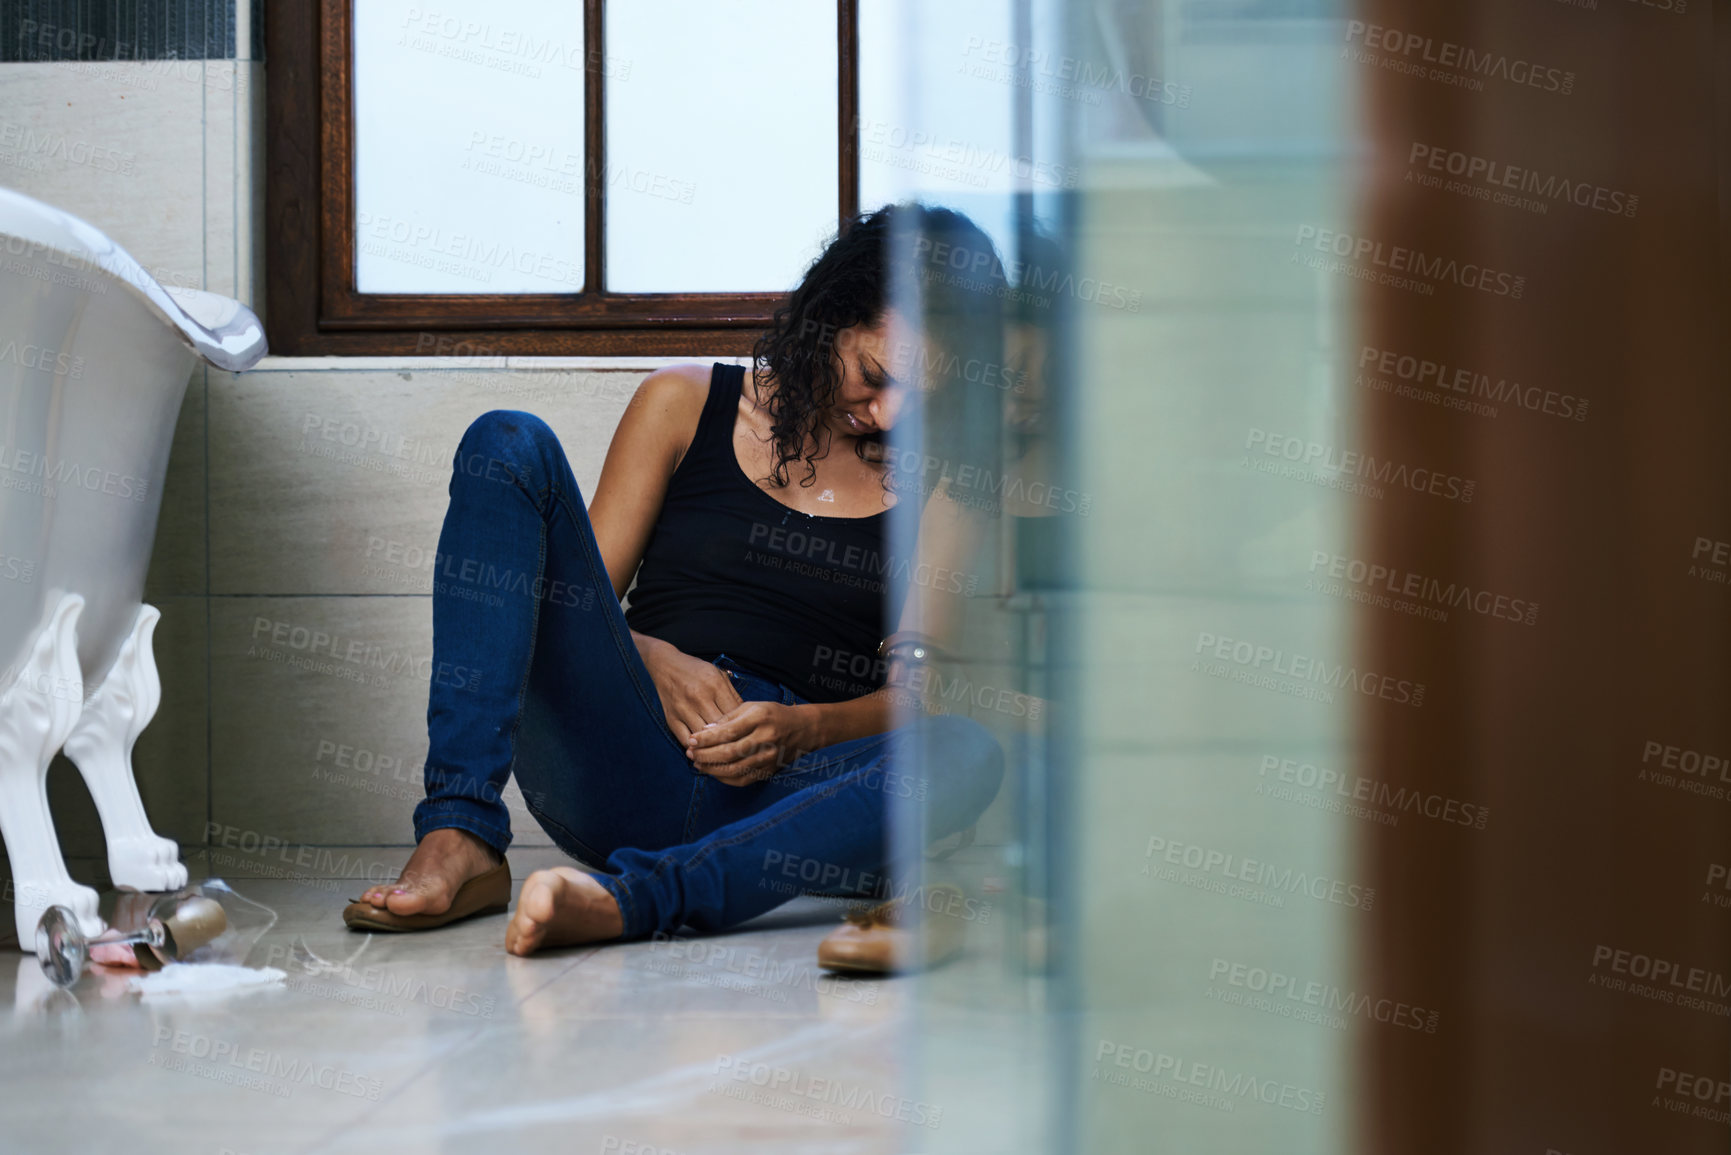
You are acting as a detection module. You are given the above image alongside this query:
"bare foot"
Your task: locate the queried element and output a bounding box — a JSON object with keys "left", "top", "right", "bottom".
{"left": 360, "top": 828, "right": 501, "bottom": 917}
{"left": 504, "top": 867, "right": 623, "bottom": 956}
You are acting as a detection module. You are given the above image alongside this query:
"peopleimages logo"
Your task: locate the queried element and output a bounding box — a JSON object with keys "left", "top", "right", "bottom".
{"left": 1689, "top": 536, "right": 1731, "bottom": 589}
{"left": 0, "top": 119, "right": 137, "bottom": 176}
{"left": 1308, "top": 550, "right": 1539, "bottom": 626}
{"left": 1143, "top": 835, "right": 1375, "bottom": 910}
{"left": 260, "top": 944, "right": 496, "bottom": 1018}
{"left": 1589, "top": 944, "right": 1731, "bottom": 1015}
{"left": 0, "top": 338, "right": 87, "bottom": 378}
{"left": 394, "top": 9, "right": 627, "bottom": 76}
{"left": 1357, "top": 345, "right": 1588, "bottom": 423}
{"left": 0, "top": 444, "right": 150, "bottom": 502}
{"left": 1207, "top": 957, "right": 1440, "bottom": 1033}
{"left": 957, "top": 36, "right": 1193, "bottom": 109}
{"left": 758, "top": 851, "right": 991, "bottom": 921}
{"left": 354, "top": 211, "right": 583, "bottom": 288}
{"left": 1256, "top": 755, "right": 1490, "bottom": 831}
{"left": 202, "top": 823, "right": 398, "bottom": 887}
{"left": 248, "top": 616, "right": 481, "bottom": 692}
{"left": 855, "top": 117, "right": 1079, "bottom": 190}
{"left": 1654, "top": 1067, "right": 1730, "bottom": 1123}
{"left": 151, "top": 1027, "right": 383, "bottom": 1100}
{"left": 1343, "top": 21, "right": 1575, "bottom": 94}
{"left": 1194, "top": 630, "right": 1426, "bottom": 708}
{"left": 1294, "top": 225, "right": 1526, "bottom": 298}
{"left": 1638, "top": 738, "right": 1731, "bottom": 802}
{"left": 1245, "top": 427, "right": 1476, "bottom": 504}
{"left": 1408, "top": 143, "right": 1637, "bottom": 218}
{"left": 1092, "top": 1040, "right": 1326, "bottom": 1115}
{"left": 646, "top": 933, "right": 879, "bottom": 1006}
{"left": 710, "top": 1055, "right": 943, "bottom": 1128}
{"left": 462, "top": 132, "right": 696, "bottom": 204}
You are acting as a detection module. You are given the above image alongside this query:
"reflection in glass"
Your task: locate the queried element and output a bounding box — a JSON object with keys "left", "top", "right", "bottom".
{"left": 888, "top": 0, "right": 1354, "bottom": 1151}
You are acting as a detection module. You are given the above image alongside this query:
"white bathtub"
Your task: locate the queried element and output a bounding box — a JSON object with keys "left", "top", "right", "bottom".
{"left": 0, "top": 186, "right": 267, "bottom": 948}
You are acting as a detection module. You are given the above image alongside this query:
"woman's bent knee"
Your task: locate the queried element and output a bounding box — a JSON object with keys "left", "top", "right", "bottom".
{"left": 910, "top": 714, "right": 1006, "bottom": 820}
{"left": 456, "top": 409, "right": 563, "bottom": 491}
{"left": 461, "top": 408, "right": 554, "bottom": 453}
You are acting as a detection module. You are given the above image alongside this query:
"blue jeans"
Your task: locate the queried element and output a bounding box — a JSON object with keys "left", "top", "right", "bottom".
{"left": 411, "top": 410, "right": 1005, "bottom": 938}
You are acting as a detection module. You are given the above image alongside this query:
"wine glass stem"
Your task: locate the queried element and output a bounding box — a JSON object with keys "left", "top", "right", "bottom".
{"left": 105, "top": 922, "right": 165, "bottom": 951}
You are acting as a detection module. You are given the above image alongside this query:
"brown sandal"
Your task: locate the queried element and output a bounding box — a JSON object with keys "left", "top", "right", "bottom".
{"left": 342, "top": 860, "right": 512, "bottom": 932}
{"left": 816, "top": 883, "right": 968, "bottom": 974}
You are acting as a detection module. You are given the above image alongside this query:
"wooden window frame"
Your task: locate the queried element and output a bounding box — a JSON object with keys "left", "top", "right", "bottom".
{"left": 265, "top": 0, "right": 860, "bottom": 356}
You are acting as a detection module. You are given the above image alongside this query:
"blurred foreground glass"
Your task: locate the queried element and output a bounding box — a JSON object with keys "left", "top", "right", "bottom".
{"left": 887, "top": 0, "right": 1355, "bottom": 1151}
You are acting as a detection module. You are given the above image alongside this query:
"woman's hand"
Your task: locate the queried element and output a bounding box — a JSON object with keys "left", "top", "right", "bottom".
{"left": 634, "top": 633, "right": 742, "bottom": 745}
{"left": 685, "top": 701, "right": 820, "bottom": 786}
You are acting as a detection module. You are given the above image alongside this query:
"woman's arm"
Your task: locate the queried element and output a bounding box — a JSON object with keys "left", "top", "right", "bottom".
{"left": 589, "top": 365, "right": 746, "bottom": 739}
{"left": 780, "top": 479, "right": 990, "bottom": 754}
{"left": 795, "top": 687, "right": 893, "bottom": 749}
{"left": 889, "top": 475, "right": 990, "bottom": 648}
{"left": 686, "top": 480, "right": 991, "bottom": 783}
{"left": 587, "top": 365, "right": 709, "bottom": 598}
{"left": 681, "top": 689, "right": 892, "bottom": 786}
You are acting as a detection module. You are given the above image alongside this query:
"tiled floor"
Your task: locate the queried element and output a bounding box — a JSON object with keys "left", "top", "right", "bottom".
{"left": 0, "top": 871, "right": 914, "bottom": 1155}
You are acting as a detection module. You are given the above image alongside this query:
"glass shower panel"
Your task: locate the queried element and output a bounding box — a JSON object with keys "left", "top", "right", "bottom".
{"left": 1068, "top": 3, "right": 1356, "bottom": 1150}
{"left": 881, "top": 1, "right": 1077, "bottom": 1152}
{"left": 891, "top": 0, "right": 1358, "bottom": 1151}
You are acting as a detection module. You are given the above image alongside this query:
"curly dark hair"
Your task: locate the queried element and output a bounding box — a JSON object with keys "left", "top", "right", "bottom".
{"left": 751, "top": 202, "right": 1006, "bottom": 489}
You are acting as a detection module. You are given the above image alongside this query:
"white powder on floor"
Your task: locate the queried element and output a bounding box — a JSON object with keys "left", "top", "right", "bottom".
{"left": 127, "top": 963, "right": 286, "bottom": 997}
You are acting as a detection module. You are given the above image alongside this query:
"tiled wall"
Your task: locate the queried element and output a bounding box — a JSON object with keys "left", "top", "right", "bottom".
{"left": 182, "top": 359, "right": 646, "bottom": 869}
{"left": 0, "top": 1, "right": 261, "bottom": 301}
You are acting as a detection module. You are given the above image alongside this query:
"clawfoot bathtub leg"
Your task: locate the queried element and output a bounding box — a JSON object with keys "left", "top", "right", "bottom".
{"left": 62, "top": 604, "right": 186, "bottom": 894}
{"left": 0, "top": 592, "right": 101, "bottom": 948}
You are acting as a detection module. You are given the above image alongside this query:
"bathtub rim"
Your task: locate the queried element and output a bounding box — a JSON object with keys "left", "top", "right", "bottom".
{"left": 0, "top": 185, "right": 268, "bottom": 373}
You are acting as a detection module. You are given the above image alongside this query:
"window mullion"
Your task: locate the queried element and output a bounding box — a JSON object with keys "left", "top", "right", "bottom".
{"left": 585, "top": 0, "right": 606, "bottom": 295}
{"left": 838, "top": 0, "right": 859, "bottom": 224}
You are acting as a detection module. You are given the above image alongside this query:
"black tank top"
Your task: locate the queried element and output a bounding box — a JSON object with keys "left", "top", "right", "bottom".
{"left": 623, "top": 363, "right": 902, "bottom": 703}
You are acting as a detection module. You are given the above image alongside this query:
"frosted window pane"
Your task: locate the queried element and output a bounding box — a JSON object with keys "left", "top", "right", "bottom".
{"left": 605, "top": 0, "right": 837, "bottom": 293}
{"left": 353, "top": 1, "right": 585, "bottom": 294}
{"left": 857, "top": 0, "right": 907, "bottom": 208}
